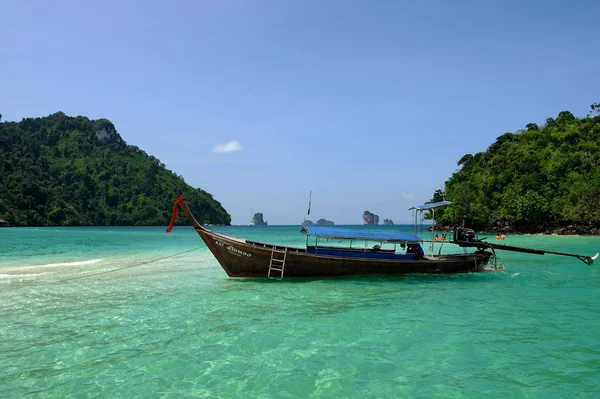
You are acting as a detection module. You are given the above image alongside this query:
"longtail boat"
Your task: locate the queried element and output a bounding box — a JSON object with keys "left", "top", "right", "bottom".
{"left": 166, "top": 196, "right": 507, "bottom": 279}
{"left": 167, "top": 196, "right": 598, "bottom": 278}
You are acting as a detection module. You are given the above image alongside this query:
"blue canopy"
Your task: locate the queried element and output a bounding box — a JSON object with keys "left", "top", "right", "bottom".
{"left": 409, "top": 201, "right": 452, "bottom": 210}
{"left": 303, "top": 226, "right": 421, "bottom": 243}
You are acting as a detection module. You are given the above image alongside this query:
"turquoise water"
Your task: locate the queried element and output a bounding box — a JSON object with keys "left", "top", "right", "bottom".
{"left": 1, "top": 226, "right": 600, "bottom": 398}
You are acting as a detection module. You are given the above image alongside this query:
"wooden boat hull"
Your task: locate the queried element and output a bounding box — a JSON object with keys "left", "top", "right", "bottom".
{"left": 196, "top": 228, "right": 492, "bottom": 278}
{"left": 171, "top": 197, "right": 492, "bottom": 278}
{"left": 169, "top": 196, "right": 598, "bottom": 274}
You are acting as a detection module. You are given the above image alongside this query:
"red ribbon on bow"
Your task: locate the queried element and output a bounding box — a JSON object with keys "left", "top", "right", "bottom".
{"left": 166, "top": 195, "right": 186, "bottom": 233}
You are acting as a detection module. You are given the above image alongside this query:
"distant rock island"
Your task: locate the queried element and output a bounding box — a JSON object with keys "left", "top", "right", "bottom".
{"left": 303, "top": 219, "right": 334, "bottom": 226}
{"left": 251, "top": 212, "right": 267, "bottom": 226}
{"left": 383, "top": 218, "right": 394, "bottom": 225}
{"left": 316, "top": 218, "right": 334, "bottom": 225}
{"left": 363, "top": 211, "right": 379, "bottom": 225}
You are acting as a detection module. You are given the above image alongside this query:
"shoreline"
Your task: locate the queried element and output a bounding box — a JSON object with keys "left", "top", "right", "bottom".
{"left": 433, "top": 224, "right": 600, "bottom": 236}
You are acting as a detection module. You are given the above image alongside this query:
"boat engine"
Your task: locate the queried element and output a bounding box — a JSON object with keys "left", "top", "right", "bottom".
{"left": 453, "top": 228, "right": 482, "bottom": 247}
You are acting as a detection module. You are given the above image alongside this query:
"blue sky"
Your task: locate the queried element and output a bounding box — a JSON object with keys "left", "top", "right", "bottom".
{"left": 1, "top": 0, "right": 599, "bottom": 224}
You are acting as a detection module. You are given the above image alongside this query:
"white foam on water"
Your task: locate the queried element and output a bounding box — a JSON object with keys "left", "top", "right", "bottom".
{"left": 39, "top": 259, "right": 102, "bottom": 268}
{"left": 0, "top": 273, "right": 44, "bottom": 279}
{"left": 0, "top": 259, "right": 102, "bottom": 273}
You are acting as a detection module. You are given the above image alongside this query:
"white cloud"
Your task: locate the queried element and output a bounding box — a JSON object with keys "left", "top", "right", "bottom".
{"left": 212, "top": 140, "right": 243, "bottom": 153}
{"left": 401, "top": 192, "right": 415, "bottom": 199}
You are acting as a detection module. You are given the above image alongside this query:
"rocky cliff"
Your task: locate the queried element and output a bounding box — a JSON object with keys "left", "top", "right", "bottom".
{"left": 363, "top": 211, "right": 379, "bottom": 225}
{"left": 252, "top": 213, "right": 267, "bottom": 225}
{"left": 383, "top": 218, "right": 394, "bottom": 225}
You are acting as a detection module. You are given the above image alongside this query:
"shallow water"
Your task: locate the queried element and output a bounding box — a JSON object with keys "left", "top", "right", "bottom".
{"left": 1, "top": 226, "right": 599, "bottom": 398}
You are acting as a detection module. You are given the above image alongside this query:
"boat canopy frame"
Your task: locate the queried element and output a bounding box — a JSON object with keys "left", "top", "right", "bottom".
{"left": 302, "top": 226, "right": 422, "bottom": 244}
{"left": 409, "top": 201, "right": 452, "bottom": 255}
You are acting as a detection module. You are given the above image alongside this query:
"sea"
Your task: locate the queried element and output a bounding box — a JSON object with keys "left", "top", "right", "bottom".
{"left": 1, "top": 225, "right": 599, "bottom": 398}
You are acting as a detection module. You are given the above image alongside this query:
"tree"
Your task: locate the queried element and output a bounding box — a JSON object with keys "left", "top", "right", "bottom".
{"left": 457, "top": 154, "right": 473, "bottom": 166}
{"left": 0, "top": 112, "right": 231, "bottom": 226}
{"left": 426, "top": 108, "right": 600, "bottom": 231}
{"left": 515, "top": 190, "right": 550, "bottom": 223}
{"left": 556, "top": 111, "right": 576, "bottom": 125}
{"left": 424, "top": 189, "right": 447, "bottom": 221}
{"left": 526, "top": 123, "right": 539, "bottom": 131}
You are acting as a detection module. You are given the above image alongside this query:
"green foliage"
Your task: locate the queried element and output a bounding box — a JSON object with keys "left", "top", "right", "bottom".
{"left": 424, "top": 189, "right": 446, "bottom": 220}
{"left": 428, "top": 106, "right": 600, "bottom": 229}
{"left": 457, "top": 153, "right": 473, "bottom": 166}
{"left": 526, "top": 123, "right": 539, "bottom": 131}
{"left": 0, "top": 112, "right": 231, "bottom": 226}
{"left": 514, "top": 190, "right": 550, "bottom": 223}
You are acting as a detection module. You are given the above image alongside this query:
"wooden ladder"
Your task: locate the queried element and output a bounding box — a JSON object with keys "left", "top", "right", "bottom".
{"left": 268, "top": 247, "right": 287, "bottom": 280}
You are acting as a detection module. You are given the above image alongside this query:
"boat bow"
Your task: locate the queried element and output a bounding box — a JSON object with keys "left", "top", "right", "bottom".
{"left": 166, "top": 195, "right": 206, "bottom": 232}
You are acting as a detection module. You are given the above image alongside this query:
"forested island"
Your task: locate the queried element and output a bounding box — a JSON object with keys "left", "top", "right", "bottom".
{"left": 0, "top": 112, "right": 231, "bottom": 226}
{"left": 428, "top": 104, "right": 600, "bottom": 234}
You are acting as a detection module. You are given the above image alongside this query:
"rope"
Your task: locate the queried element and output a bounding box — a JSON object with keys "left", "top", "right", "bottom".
{"left": 53, "top": 246, "right": 203, "bottom": 284}
{"left": 7, "top": 247, "right": 203, "bottom": 288}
